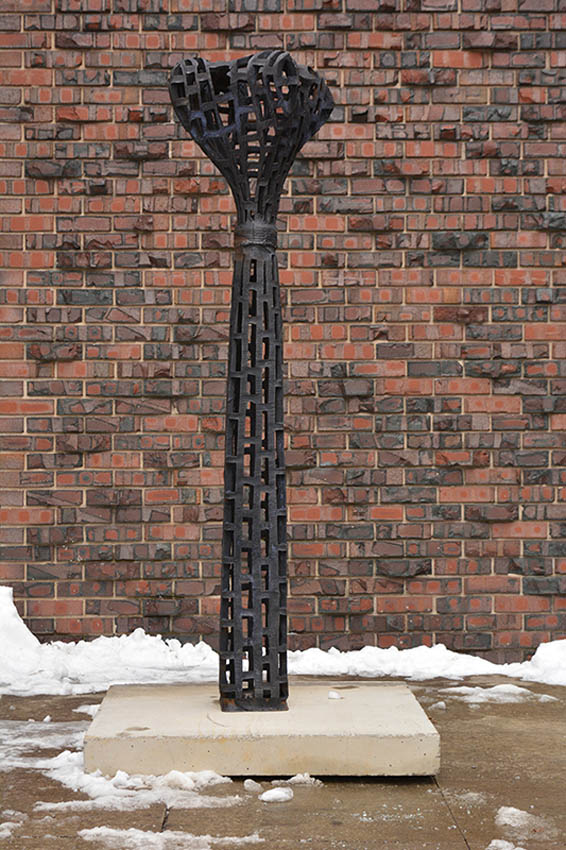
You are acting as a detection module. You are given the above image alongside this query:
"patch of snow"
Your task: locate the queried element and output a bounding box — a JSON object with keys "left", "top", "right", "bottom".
{"left": 78, "top": 826, "right": 264, "bottom": 849}
{"left": 33, "top": 751, "right": 239, "bottom": 813}
{"left": 486, "top": 841, "right": 526, "bottom": 850}
{"left": 538, "top": 693, "right": 558, "bottom": 703}
{"left": 0, "top": 716, "right": 240, "bottom": 817}
{"left": 0, "top": 821, "right": 21, "bottom": 840}
{"left": 258, "top": 787, "right": 293, "bottom": 803}
{"left": 496, "top": 807, "right": 534, "bottom": 829}
{"left": 0, "top": 719, "right": 87, "bottom": 770}
{"left": 42, "top": 715, "right": 51, "bottom": 723}
{"left": 0, "top": 811, "right": 26, "bottom": 841}
{"left": 243, "top": 779, "right": 263, "bottom": 793}
{"left": 327, "top": 690, "right": 342, "bottom": 699}
{"left": 450, "top": 791, "right": 487, "bottom": 807}
{"left": 73, "top": 704, "right": 100, "bottom": 718}
{"left": 1, "top": 587, "right": 566, "bottom": 695}
{"left": 440, "top": 684, "right": 545, "bottom": 705}
{"left": 494, "top": 806, "right": 558, "bottom": 843}
{"left": 429, "top": 701, "right": 447, "bottom": 710}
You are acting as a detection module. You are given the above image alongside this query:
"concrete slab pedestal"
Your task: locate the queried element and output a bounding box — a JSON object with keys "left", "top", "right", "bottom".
{"left": 84, "top": 681, "right": 439, "bottom": 777}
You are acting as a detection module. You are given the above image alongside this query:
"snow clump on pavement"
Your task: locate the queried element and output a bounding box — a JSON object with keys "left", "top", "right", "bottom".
{"left": 258, "top": 787, "right": 293, "bottom": 803}
{"left": 274, "top": 773, "right": 322, "bottom": 786}
{"left": 0, "top": 811, "right": 27, "bottom": 841}
{"left": 494, "top": 806, "right": 558, "bottom": 840}
{"left": 73, "top": 704, "right": 100, "bottom": 718}
{"left": 327, "top": 689, "right": 342, "bottom": 699}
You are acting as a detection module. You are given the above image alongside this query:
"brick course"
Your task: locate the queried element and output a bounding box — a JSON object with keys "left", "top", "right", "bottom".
{"left": 1, "top": 1, "right": 566, "bottom": 661}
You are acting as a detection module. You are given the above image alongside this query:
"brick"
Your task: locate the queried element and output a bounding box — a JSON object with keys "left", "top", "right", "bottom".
{"left": 491, "top": 522, "right": 548, "bottom": 539}
{"left": 115, "top": 142, "right": 169, "bottom": 161}
{"left": 25, "top": 160, "right": 81, "bottom": 179}
{"left": 201, "top": 13, "right": 255, "bottom": 29}
{"left": 0, "top": 5, "right": 563, "bottom": 663}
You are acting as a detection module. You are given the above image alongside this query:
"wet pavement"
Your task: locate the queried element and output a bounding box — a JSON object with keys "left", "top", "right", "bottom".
{"left": 0, "top": 676, "right": 564, "bottom": 850}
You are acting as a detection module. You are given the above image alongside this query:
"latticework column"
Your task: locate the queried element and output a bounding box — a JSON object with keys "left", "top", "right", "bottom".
{"left": 169, "top": 50, "right": 333, "bottom": 711}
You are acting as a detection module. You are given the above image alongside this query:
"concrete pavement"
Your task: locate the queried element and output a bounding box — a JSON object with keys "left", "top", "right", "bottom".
{"left": 0, "top": 676, "right": 564, "bottom": 850}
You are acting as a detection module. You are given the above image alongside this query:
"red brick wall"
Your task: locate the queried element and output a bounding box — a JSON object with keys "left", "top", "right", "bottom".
{"left": 1, "top": 1, "right": 566, "bottom": 662}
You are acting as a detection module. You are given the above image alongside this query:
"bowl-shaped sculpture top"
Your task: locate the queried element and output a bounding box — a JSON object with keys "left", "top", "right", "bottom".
{"left": 169, "top": 50, "right": 334, "bottom": 223}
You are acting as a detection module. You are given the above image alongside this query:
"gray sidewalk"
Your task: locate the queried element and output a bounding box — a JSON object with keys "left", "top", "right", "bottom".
{"left": 1, "top": 676, "right": 565, "bottom": 850}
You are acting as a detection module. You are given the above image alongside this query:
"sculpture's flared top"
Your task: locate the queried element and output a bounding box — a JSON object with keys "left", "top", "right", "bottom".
{"left": 169, "top": 50, "right": 334, "bottom": 223}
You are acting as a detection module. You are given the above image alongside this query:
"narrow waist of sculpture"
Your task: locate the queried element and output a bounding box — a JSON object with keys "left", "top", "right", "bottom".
{"left": 234, "top": 220, "right": 277, "bottom": 252}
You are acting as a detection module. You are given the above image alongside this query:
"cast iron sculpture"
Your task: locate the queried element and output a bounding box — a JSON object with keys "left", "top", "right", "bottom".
{"left": 169, "top": 50, "right": 333, "bottom": 711}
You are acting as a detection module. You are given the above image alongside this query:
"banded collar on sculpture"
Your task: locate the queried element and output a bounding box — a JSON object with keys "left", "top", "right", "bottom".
{"left": 234, "top": 220, "right": 278, "bottom": 253}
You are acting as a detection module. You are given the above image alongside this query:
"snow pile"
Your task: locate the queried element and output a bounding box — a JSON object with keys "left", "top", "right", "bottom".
{"left": 78, "top": 827, "right": 264, "bottom": 849}
{"left": 35, "top": 753, "right": 239, "bottom": 813}
{"left": 0, "top": 587, "right": 40, "bottom": 679}
{"left": 440, "top": 684, "right": 558, "bottom": 705}
{"left": 288, "top": 642, "right": 506, "bottom": 680}
{"left": 0, "top": 587, "right": 218, "bottom": 696}
{"left": 1, "top": 586, "right": 566, "bottom": 696}
{"left": 486, "top": 842, "right": 526, "bottom": 850}
{"left": 516, "top": 638, "right": 566, "bottom": 687}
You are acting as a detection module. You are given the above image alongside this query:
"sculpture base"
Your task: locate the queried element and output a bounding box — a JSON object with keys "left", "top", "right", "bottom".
{"left": 220, "top": 695, "right": 288, "bottom": 712}
{"left": 84, "top": 681, "right": 439, "bottom": 777}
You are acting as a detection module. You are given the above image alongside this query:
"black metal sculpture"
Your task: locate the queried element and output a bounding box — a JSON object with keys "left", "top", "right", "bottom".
{"left": 169, "top": 50, "right": 333, "bottom": 711}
